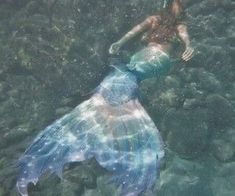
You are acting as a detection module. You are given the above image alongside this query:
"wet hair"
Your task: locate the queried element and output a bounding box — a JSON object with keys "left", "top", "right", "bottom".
{"left": 160, "top": 0, "right": 184, "bottom": 18}
{"left": 157, "top": 0, "right": 186, "bottom": 26}
{"left": 161, "top": 0, "right": 183, "bottom": 10}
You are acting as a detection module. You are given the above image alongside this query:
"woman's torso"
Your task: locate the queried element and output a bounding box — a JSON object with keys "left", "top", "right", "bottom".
{"left": 142, "top": 12, "right": 179, "bottom": 53}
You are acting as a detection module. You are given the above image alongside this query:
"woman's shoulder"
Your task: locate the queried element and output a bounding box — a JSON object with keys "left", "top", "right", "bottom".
{"left": 146, "top": 15, "right": 161, "bottom": 24}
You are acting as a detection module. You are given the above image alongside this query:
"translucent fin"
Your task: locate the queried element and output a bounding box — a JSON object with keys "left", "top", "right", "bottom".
{"left": 17, "top": 69, "right": 165, "bottom": 196}
{"left": 16, "top": 99, "right": 97, "bottom": 195}
{"left": 92, "top": 99, "right": 165, "bottom": 196}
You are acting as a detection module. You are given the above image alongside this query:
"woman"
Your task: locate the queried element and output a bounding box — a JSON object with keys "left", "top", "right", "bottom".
{"left": 16, "top": 0, "right": 193, "bottom": 196}
{"left": 109, "top": 0, "right": 193, "bottom": 61}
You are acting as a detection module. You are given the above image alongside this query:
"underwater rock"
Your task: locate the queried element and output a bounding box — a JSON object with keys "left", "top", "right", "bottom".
{"left": 230, "top": 82, "right": 235, "bottom": 99}
{"left": 159, "top": 88, "right": 180, "bottom": 107}
{"left": 55, "top": 107, "right": 73, "bottom": 117}
{"left": 205, "top": 94, "right": 234, "bottom": 127}
{"left": 156, "top": 155, "right": 213, "bottom": 196}
{"left": 212, "top": 127, "right": 235, "bottom": 162}
{"left": 181, "top": 82, "right": 205, "bottom": 102}
{"left": 0, "top": 124, "right": 31, "bottom": 149}
{"left": 211, "top": 177, "right": 235, "bottom": 196}
{"left": 0, "top": 158, "right": 7, "bottom": 172}
{"left": 179, "top": 68, "right": 221, "bottom": 97}
{"left": 0, "top": 82, "right": 7, "bottom": 101}
{"left": 63, "top": 164, "right": 97, "bottom": 190}
{"left": 27, "top": 174, "right": 61, "bottom": 196}
{"left": 196, "top": 68, "right": 222, "bottom": 93}
{"left": 179, "top": 68, "right": 219, "bottom": 89}
{"left": 0, "top": 0, "right": 234, "bottom": 195}
{"left": 211, "top": 162, "right": 235, "bottom": 196}
{"left": 83, "top": 176, "right": 120, "bottom": 196}
{"left": 225, "top": 128, "right": 235, "bottom": 144}
{"left": 164, "top": 75, "right": 181, "bottom": 89}
{"left": 212, "top": 139, "right": 235, "bottom": 162}
{"left": 0, "top": 186, "right": 6, "bottom": 196}
{"left": 61, "top": 180, "right": 82, "bottom": 196}
{"left": 60, "top": 97, "right": 75, "bottom": 107}
{"left": 0, "top": 162, "right": 17, "bottom": 196}
{"left": 183, "top": 98, "right": 202, "bottom": 109}
{"left": 218, "top": 162, "right": 235, "bottom": 178}
{"left": 163, "top": 108, "right": 209, "bottom": 158}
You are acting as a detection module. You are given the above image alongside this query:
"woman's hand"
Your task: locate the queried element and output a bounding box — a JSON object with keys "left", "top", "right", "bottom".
{"left": 109, "top": 42, "right": 121, "bottom": 54}
{"left": 182, "top": 46, "right": 194, "bottom": 61}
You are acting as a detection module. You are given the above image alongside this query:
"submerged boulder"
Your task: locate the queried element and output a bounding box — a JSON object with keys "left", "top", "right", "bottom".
{"left": 212, "top": 139, "right": 235, "bottom": 162}
{"left": 155, "top": 156, "right": 213, "bottom": 196}
{"left": 163, "top": 108, "right": 209, "bottom": 158}
{"left": 206, "top": 94, "right": 234, "bottom": 127}
{"left": 211, "top": 162, "right": 235, "bottom": 196}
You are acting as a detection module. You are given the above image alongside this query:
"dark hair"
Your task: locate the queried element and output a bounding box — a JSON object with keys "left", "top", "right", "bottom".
{"left": 158, "top": 0, "right": 185, "bottom": 24}
{"left": 162, "top": 0, "right": 183, "bottom": 10}
{"left": 162, "top": 0, "right": 173, "bottom": 9}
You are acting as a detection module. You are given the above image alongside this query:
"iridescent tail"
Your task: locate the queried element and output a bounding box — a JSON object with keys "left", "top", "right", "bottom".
{"left": 17, "top": 68, "right": 165, "bottom": 196}
{"left": 16, "top": 101, "right": 93, "bottom": 195}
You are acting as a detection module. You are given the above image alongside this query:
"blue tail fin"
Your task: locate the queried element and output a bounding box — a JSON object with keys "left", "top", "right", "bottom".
{"left": 17, "top": 69, "right": 165, "bottom": 196}
{"left": 16, "top": 99, "right": 94, "bottom": 195}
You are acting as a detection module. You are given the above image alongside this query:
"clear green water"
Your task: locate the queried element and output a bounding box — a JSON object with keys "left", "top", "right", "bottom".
{"left": 0, "top": 0, "right": 234, "bottom": 196}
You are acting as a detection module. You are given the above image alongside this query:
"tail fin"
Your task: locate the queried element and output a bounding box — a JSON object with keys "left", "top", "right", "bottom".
{"left": 16, "top": 99, "right": 94, "bottom": 195}
{"left": 16, "top": 86, "right": 165, "bottom": 196}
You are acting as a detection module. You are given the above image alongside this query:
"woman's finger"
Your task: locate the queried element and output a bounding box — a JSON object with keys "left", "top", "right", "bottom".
{"left": 182, "top": 48, "right": 194, "bottom": 60}
{"left": 182, "top": 50, "right": 192, "bottom": 61}
{"left": 183, "top": 50, "right": 192, "bottom": 59}
{"left": 182, "top": 49, "right": 194, "bottom": 61}
{"left": 186, "top": 49, "right": 194, "bottom": 59}
{"left": 182, "top": 50, "right": 189, "bottom": 59}
{"left": 182, "top": 48, "right": 192, "bottom": 58}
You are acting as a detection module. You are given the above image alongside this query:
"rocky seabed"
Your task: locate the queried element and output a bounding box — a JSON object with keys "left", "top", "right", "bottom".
{"left": 0, "top": 0, "right": 234, "bottom": 195}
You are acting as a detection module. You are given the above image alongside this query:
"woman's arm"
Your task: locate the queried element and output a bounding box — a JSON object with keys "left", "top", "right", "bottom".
{"left": 177, "top": 24, "right": 194, "bottom": 61}
{"left": 109, "top": 16, "right": 157, "bottom": 54}
{"left": 118, "top": 17, "right": 154, "bottom": 45}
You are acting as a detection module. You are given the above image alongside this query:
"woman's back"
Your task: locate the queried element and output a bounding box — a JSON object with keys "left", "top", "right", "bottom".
{"left": 142, "top": 12, "right": 179, "bottom": 45}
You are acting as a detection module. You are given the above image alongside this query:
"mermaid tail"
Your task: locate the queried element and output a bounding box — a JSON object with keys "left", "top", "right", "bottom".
{"left": 17, "top": 46, "right": 169, "bottom": 196}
